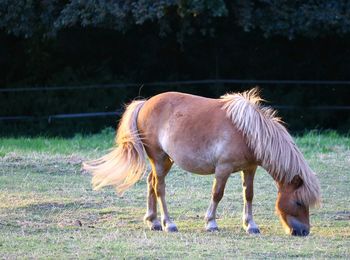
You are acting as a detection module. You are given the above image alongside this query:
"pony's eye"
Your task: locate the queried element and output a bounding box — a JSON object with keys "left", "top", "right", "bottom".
{"left": 296, "top": 201, "right": 303, "bottom": 207}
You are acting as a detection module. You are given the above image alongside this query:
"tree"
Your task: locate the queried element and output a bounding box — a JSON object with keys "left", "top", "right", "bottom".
{"left": 235, "top": 0, "right": 350, "bottom": 39}
{"left": 1, "top": 0, "right": 349, "bottom": 40}
{"left": 0, "top": 0, "right": 227, "bottom": 39}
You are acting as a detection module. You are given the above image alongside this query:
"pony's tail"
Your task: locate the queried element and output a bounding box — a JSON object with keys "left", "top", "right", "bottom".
{"left": 82, "top": 100, "right": 147, "bottom": 195}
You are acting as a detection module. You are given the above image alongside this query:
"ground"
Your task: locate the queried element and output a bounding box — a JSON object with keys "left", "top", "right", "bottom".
{"left": 0, "top": 129, "right": 349, "bottom": 258}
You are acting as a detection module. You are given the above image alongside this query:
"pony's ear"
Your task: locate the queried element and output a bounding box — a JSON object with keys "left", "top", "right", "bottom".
{"left": 291, "top": 175, "right": 303, "bottom": 188}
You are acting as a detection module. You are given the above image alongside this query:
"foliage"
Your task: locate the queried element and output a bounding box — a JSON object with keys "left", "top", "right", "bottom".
{"left": 0, "top": 0, "right": 228, "bottom": 39}
{"left": 236, "top": 0, "right": 350, "bottom": 39}
{"left": 1, "top": 0, "right": 350, "bottom": 40}
{"left": 1, "top": 1, "right": 350, "bottom": 134}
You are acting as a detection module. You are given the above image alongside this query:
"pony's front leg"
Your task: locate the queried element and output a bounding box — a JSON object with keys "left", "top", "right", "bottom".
{"left": 144, "top": 171, "right": 162, "bottom": 231}
{"left": 205, "top": 167, "right": 230, "bottom": 231}
{"left": 241, "top": 167, "right": 260, "bottom": 234}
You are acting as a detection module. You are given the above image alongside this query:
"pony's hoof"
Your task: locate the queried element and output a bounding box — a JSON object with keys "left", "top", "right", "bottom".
{"left": 206, "top": 220, "right": 219, "bottom": 232}
{"left": 145, "top": 219, "right": 162, "bottom": 231}
{"left": 206, "top": 226, "right": 219, "bottom": 232}
{"left": 247, "top": 227, "right": 260, "bottom": 234}
{"left": 150, "top": 223, "right": 163, "bottom": 231}
{"left": 164, "top": 223, "right": 178, "bottom": 232}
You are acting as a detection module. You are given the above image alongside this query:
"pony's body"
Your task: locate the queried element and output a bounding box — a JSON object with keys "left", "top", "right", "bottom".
{"left": 83, "top": 89, "right": 320, "bottom": 236}
{"left": 138, "top": 92, "right": 255, "bottom": 175}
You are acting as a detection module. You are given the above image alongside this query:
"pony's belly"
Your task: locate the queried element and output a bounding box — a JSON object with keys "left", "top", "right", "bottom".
{"left": 171, "top": 154, "right": 251, "bottom": 175}
{"left": 165, "top": 138, "right": 254, "bottom": 175}
{"left": 160, "top": 130, "right": 248, "bottom": 175}
{"left": 163, "top": 141, "right": 217, "bottom": 174}
{"left": 172, "top": 157, "right": 215, "bottom": 175}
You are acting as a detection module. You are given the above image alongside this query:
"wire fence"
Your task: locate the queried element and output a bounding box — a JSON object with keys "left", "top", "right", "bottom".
{"left": 1, "top": 79, "right": 350, "bottom": 123}
{"left": 1, "top": 79, "right": 350, "bottom": 93}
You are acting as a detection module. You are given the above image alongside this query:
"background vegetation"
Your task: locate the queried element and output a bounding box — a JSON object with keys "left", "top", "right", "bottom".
{"left": 1, "top": 0, "right": 350, "bottom": 135}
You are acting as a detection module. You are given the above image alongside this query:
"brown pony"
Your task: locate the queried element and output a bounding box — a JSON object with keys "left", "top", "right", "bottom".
{"left": 83, "top": 89, "right": 321, "bottom": 236}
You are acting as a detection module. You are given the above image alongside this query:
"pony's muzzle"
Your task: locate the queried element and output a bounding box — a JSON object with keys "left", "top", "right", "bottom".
{"left": 288, "top": 216, "right": 310, "bottom": 236}
{"left": 291, "top": 228, "right": 309, "bottom": 236}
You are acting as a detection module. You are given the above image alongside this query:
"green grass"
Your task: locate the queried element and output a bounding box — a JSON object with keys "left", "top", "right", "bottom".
{"left": 0, "top": 129, "right": 349, "bottom": 258}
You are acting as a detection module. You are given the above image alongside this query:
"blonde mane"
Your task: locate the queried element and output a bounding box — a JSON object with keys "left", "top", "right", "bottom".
{"left": 221, "top": 88, "right": 320, "bottom": 207}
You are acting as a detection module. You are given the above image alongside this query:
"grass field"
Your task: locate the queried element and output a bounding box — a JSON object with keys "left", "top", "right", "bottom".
{"left": 0, "top": 129, "right": 349, "bottom": 258}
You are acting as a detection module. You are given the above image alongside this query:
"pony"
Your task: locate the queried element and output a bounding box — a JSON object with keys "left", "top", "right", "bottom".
{"left": 83, "top": 88, "right": 320, "bottom": 236}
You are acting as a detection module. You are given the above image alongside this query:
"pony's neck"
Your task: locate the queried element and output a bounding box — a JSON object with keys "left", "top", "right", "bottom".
{"left": 221, "top": 89, "right": 320, "bottom": 207}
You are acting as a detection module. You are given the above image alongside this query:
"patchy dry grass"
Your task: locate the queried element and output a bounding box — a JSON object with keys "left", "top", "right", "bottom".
{"left": 0, "top": 129, "right": 349, "bottom": 258}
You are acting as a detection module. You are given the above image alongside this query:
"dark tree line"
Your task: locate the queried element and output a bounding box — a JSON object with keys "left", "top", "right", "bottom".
{"left": 1, "top": 0, "right": 350, "bottom": 134}
{"left": 1, "top": 1, "right": 350, "bottom": 39}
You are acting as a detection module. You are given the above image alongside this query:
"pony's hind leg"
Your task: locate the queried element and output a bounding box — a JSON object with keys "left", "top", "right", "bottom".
{"left": 205, "top": 165, "right": 231, "bottom": 231}
{"left": 241, "top": 167, "right": 260, "bottom": 234}
{"left": 144, "top": 171, "right": 162, "bottom": 231}
{"left": 149, "top": 156, "right": 177, "bottom": 232}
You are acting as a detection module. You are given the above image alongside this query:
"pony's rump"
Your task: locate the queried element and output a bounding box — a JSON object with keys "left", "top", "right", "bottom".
{"left": 82, "top": 100, "right": 147, "bottom": 195}
{"left": 221, "top": 88, "right": 320, "bottom": 207}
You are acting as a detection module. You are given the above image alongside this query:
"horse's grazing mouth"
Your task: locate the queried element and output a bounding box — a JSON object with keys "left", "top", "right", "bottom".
{"left": 83, "top": 89, "right": 321, "bottom": 235}
{"left": 289, "top": 216, "right": 310, "bottom": 236}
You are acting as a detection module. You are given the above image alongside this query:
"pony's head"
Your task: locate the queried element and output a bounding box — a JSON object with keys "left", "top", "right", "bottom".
{"left": 275, "top": 175, "right": 320, "bottom": 236}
